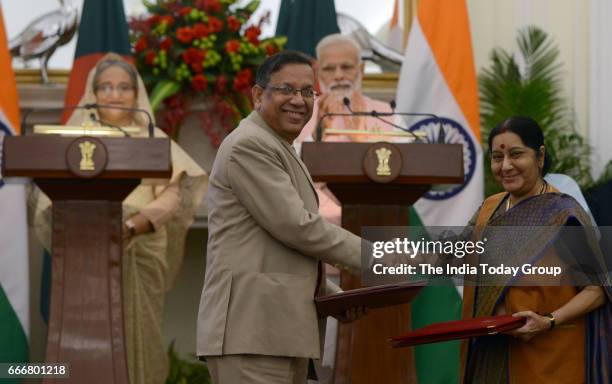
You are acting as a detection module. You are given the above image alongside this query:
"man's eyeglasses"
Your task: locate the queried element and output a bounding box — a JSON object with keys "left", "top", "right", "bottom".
{"left": 95, "top": 82, "right": 136, "bottom": 96}
{"left": 264, "top": 84, "right": 318, "bottom": 99}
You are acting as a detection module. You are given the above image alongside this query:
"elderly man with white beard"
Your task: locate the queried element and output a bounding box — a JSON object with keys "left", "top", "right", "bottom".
{"left": 295, "top": 33, "right": 403, "bottom": 226}
{"left": 293, "top": 35, "right": 404, "bottom": 383}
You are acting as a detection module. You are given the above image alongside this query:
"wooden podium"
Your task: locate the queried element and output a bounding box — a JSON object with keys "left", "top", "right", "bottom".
{"left": 2, "top": 135, "right": 171, "bottom": 384}
{"left": 302, "top": 141, "right": 464, "bottom": 384}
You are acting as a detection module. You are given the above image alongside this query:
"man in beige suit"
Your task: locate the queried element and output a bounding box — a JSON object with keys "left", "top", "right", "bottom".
{"left": 197, "top": 51, "right": 364, "bottom": 384}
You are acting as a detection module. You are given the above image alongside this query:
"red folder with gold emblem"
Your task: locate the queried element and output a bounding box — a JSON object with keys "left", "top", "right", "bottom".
{"left": 390, "top": 315, "right": 527, "bottom": 347}
{"left": 315, "top": 281, "right": 424, "bottom": 318}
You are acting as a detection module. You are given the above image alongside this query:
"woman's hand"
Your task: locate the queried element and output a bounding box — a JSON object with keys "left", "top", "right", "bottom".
{"left": 505, "top": 311, "right": 552, "bottom": 341}
{"left": 123, "top": 213, "right": 153, "bottom": 240}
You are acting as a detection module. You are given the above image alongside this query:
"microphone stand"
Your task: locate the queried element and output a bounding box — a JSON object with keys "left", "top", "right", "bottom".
{"left": 84, "top": 103, "right": 155, "bottom": 138}
{"left": 89, "top": 113, "right": 131, "bottom": 137}
{"left": 20, "top": 104, "right": 97, "bottom": 136}
{"left": 315, "top": 96, "right": 443, "bottom": 143}
{"left": 21, "top": 104, "right": 156, "bottom": 138}
{"left": 342, "top": 97, "right": 445, "bottom": 143}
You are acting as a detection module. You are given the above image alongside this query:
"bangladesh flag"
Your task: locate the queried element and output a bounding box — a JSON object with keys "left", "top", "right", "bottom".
{"left": 275, "top": 0, "right": 339, "bottom": 58}
{"left": 62, "top": 0, "right": 132, "bottom": 123}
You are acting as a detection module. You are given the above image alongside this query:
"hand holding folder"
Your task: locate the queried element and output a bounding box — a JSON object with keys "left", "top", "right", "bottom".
{"left": 390, "top": 315, "right": 527, "bottom": 347}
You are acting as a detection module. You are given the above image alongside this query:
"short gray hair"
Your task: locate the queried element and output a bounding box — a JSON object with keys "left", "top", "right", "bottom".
{"left": 315, "top": 33, "right": 361, "bottom": 63}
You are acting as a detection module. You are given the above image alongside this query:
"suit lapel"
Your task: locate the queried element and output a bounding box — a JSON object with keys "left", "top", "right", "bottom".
{"left": 249, "top": 112, "right": 319, "bottom": 206}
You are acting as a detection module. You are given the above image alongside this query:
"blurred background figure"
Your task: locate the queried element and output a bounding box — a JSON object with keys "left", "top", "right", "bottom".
{"left": 296, "top": 34, "right": 405, "bottom": 226}
{"left": 30, "top": 53, "right": 207, "bottom": 384}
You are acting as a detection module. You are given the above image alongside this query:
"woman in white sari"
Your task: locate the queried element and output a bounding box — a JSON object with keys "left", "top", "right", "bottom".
{"left": 31, "top": 53, "right": 208, "bottom": 384}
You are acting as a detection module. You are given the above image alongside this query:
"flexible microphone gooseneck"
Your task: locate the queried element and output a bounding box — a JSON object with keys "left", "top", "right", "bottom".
{"left": 89, "top": 113, "right": 131, "bottom": 137}
{"left": 84, "top": 103, "right": 155, "bottom": 138}
{"left": 21, "top": 104, "right": 156, "bottom": 138}
{"left": 20, "top": 104, "right": 96, "bottom": 136}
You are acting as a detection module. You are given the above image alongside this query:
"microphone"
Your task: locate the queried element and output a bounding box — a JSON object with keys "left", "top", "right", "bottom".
{"left": 21, "top": 104, "right": 156, "bottom": 138}
{"left": 89, "top": 113, "right": 131, "bottom": 137}
{"left": 389, "top": 99, "right": 445, "bottom": 143}
{"left": 341, "top": 97, "right": 424, "bottom": 142}
{"left": 20, "top": 104, "right": 97, "bottom": 136}
{"left": 389, "top": 100, "right": 396, "bottom": 112}
{"left": 84, "top": 103, "right": 155, "bottom": 138}
{"left": 315, "top": 97, "right": 376, "bottom": 141}
{"left": 342, "top": 96, "right": 351, "bottom": 109}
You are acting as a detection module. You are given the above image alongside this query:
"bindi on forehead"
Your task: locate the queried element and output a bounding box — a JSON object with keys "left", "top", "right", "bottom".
{"left": 500, "top": 144, "right": 505, "bottom": 149}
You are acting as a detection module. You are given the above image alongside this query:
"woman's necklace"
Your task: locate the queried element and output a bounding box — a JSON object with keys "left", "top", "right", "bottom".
{"left": 506, "top": 180, "right": 548, "bottom": 211}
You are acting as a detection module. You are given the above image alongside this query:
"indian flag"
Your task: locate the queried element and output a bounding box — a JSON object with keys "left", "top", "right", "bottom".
{"left": 0, "top": 5, "right": 29, "bottom": 370}
{"left": 396, "top": 0, "right": 483, "bottom": 383}
{"left": 386, "top": 0, "right": 404, "bottom": 52}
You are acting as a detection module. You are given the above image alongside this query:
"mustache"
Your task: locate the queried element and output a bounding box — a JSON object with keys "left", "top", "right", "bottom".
{"left": 328, "top": 80, "right": 354, "bottom": 89}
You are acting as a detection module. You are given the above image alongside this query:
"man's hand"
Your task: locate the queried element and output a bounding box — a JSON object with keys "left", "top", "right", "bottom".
{"left": 333, "top": 306, "right": 368, "bottom": 323}
{"left": 317, "top": 92, "right": 345, "bottom": 129}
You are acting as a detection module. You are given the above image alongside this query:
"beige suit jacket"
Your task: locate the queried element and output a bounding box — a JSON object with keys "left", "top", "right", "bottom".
{"left": 197, "top": 112, "right": 362, "bottom": 360}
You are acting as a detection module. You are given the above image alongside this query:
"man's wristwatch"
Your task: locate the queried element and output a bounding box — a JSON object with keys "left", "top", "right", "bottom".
{"left": 125, "top": 218, "right": 136, "bottom": 237}
{"left": 544, "top": 313, "right": 556, "bottom": 330}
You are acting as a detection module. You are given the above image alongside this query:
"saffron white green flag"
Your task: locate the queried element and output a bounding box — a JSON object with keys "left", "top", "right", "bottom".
{"left": 0, "top": 5, "right": 29, "bottom": 369}
{"left": 396, "top": 0, "right": 483, "bottom": 382}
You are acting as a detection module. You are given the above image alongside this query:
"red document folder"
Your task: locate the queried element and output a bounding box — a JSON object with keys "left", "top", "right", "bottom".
{"left": 390, "top": 315, "right": 527, "bottom": 347}
{"left": 315, "top": 281, "right": 424, "bottom": 318}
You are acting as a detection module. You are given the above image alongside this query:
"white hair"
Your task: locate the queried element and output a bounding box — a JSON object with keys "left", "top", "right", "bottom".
{"left": 315, "top": 33, "right": 362, "bottom": 63}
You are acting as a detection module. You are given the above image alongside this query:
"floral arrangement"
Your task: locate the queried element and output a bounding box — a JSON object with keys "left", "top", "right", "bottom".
{"left": 130, "top": 0, "right": 286, "bottom": 146}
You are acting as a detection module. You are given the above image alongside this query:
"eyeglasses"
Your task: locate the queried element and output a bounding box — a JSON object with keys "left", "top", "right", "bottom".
{"left": 95, "top": 82, "right": 135, "bottom": 96}
{"left": 264, "top": 84, "right": 318, "bottom": 99}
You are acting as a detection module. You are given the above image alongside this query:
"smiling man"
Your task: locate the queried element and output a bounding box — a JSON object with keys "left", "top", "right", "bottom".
{"left": 296, "top": 34, "right": 404, "bottom": 226}
{"left": 197, "top": 51, "right": 366, "bottom": 384}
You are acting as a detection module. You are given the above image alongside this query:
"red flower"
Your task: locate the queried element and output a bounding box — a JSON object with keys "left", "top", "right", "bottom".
{"left": 225, "top": 39, "right": 241, "bottom": 53}
{"left": 159, "top": 38, "right": 172, "bottom": 52}
{"left": 134, "top": 36, "right": 148, "bottom": 53}
{"left": 176, "top": 27, "right": 194, "bottom": 44}
{"left": 233, "top": 68, "right": 253, "bottom": 92}
{"left": 215, "top": 75, "right": 228, "bottom": 93}
{"left": 182, "top": 47, "right": 206, "bottom": 72}
{"left": 207, "top": 16, "right": 223, "bottom": 33}
{"left": 203, "top": 0, "right": 222, "bottom": 13}
{"left": 145, "top": 50, "right": 156, "bottom": 66}
{"left": 182, "top": 47, "right": 205, "bottom": 64}
{"left": 165, "top": 2, "right": 183, "bottom": 14}
{"left": 227, "top": 16, "right": 241, "bottom": 32}
{"left": 146, "top": 15, "right": 159, "bottom": 27}
{"left": 159, "top": 15, "right": 174, "bottom": 26}
{"left": 265, "top": 44, "right": 276, "bottom": 56}
{"left": 179, "top": 7, "right": 192, "bottom": 17}
{"left": 191, "top": 74, "right": 208, "bottom": 91}
{"left": 244, "top": 26, "right": 261, "bottom": 45}
{"left": 193, "top": 23, "right": 210, "bottom": 39}
{"left": 160, "top": 95, "right": 187, "bottom": 138}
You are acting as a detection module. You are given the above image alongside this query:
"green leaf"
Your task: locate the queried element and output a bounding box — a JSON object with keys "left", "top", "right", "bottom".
{"left": 478, "top": 25, "right": 593, "bottom": 194}
{"left": 262, "top": 35, "right": 288, "bottom": 47}
{"left": 149, "top": 80, "right": 181, "bottom": 111}
{"left": 243, "top": 0, "right": 261, "bottom": 13}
